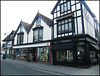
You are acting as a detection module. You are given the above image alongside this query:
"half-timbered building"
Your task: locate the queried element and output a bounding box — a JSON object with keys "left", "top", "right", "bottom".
{"left": 50, "top": 0, "right": 99, "bottom": 67}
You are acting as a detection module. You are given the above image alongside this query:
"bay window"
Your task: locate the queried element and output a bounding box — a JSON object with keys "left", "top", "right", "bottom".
{"left": 34, "top": 30, "right": 38, "bottom": 41}
{"left": 17, "top": 33, "right": 24, "bottom": 44}
{"left": 57, "top": 17, "right": 74, "bottom": 35}
{"left": 33, "top": 28, "right": 43, "bottom": 42}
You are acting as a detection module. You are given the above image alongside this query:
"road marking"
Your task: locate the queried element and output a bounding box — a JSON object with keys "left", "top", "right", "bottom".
{"left": 2, "top": 61, "right": 64, "bottom": 75}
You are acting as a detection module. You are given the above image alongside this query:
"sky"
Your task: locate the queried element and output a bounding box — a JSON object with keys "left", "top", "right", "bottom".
{"left": 1, "top": 1, "right": 99, "bottom": 45}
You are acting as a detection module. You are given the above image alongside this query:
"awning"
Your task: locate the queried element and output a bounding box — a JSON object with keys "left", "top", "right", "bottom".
{"left": 51, "top": 42, "right": 74, "bottom": 51}
{"left": 90, "top": 43, "right": 99, "bottom": 51}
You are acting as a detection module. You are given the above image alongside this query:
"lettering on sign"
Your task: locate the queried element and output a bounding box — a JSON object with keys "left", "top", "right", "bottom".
{"left": 79, "top": 38, "right": 85, "bottom": 41}
{"left": 61, "top": 40, "right": 71, "bottom": 43}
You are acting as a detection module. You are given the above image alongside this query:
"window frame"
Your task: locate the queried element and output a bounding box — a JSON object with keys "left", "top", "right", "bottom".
{"left": 60, "top": 1, "right": 71, "bottom": 14}
{"left": 57, "top": 17, "right": 74, "bottom": 35}
{"left": 17, "top": 33, "right": 24, "bottom": 44}
{"left": 33, "top": 28, "right": 43, "bottom": 42}
{"left": 36, "top": 18, "right": 41, "bottom": 26}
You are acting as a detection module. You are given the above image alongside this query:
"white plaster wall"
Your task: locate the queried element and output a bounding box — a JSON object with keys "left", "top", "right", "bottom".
{"left": 54, "top": 24, "right": 57, "bottom": 38}
{"left": 41, "top": 19, "right": 51, "bottom": 40}
{"left": 14, "top": 35, "right": 17, "bottom": 45}
{"left": 23, "top": 28, "right": 27, "bottom": 44}
{"left": 28, "top": 19, "right": 51, "bottom": 42}
{"left": 28, "top": 21, "right": 36, "bottom": 43}
{"left": 14, "top": 25, "right": 28, "bottom": 45}
{"left": 14, "top": 28, "right": 20, "bottom": 45}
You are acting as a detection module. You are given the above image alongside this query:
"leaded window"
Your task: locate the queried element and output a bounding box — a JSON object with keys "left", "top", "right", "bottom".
{"left": 33, "top": 28, "right": 43, "bottom": 42}
{"left": 60, "top": 1, "right": 71, "bottom": 13}
{"left": 34, "top": 30, "right": 38, "bottom": 41}
{"left": 17, "top": 34, "right": 24, "bottom": 44}
{"left": 57, "top": 17, "right": 74, "bottom": 35}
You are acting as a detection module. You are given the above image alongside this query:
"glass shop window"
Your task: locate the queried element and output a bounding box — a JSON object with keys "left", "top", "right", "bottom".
{"left": 37, "top": 47, "right": 49, "bottom": 62}
{"left": 77, "top": 42, "right": 85, "bottom": 61}
{"left": 90, "top": 51, "right": 97, "bottom": 63}
{"left": 56, "top": 50, "right": 73, "bottom": 62}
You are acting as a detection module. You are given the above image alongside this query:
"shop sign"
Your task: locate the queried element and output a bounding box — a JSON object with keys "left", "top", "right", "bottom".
{"left": 79, "top": 38, "right": 85, "bottom": 41}
{"left": 61, "top": 40, "right": 72, "bottom": 43}
{"left": 53, "top": 39, "right": 72, "bottom": 44}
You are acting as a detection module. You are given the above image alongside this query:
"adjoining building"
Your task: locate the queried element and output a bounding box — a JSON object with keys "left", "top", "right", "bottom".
{"left": 2, "top": 30, "right": 16, "bottom": 59}
{"left": 13, "top": 13, "right": 53, "bottom": 64}
{"left": 50, "top": 0, "right": 99, "bottom": 67}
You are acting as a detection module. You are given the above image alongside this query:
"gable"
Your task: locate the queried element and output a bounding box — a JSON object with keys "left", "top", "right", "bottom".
{"left": 28, "top": 13, "right": 53, "bottom": 34}
{"left": 51, "top": 0, "right": 95, "bottom": 18}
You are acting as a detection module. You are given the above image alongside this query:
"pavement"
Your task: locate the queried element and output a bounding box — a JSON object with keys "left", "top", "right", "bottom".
{"left": 1, "top": 58, "right": 100, "bottom": 75}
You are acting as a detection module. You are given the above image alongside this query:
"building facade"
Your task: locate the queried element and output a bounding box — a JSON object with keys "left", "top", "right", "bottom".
{"left": 2, "top": 0, "right": 99, "bottom": 67}
{"left": 13, "top": 13, "right": 53, "bottom": 64}
{"left": 2, "top": 30, "right": 16, "bottom": 58}
{"left": 50, "top": 0, "right": 99, "bottom": 67}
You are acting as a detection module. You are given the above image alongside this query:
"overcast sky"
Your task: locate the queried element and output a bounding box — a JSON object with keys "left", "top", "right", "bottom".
{"left": 1, "top": 1, "right": 99, "bottom": 45}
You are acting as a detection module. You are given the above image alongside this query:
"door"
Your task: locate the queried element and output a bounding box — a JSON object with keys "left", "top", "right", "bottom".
{"left": 33, "top": 48, "right": 36, "bottom": 61}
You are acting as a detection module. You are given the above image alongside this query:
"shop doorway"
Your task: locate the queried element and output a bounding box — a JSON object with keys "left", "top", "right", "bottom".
{"left": 33, "top": 48, "right": 36, "bottom": 61}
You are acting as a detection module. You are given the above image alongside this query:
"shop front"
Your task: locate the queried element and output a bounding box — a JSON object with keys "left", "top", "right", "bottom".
{"left": 14, "top": 49, "right": 27, "bottom": 60}
{"left": 51, "top": 35, "right": 99, "bottom": 67}
{"left": 13, "top": 42, "right": 51, "bottom": 64}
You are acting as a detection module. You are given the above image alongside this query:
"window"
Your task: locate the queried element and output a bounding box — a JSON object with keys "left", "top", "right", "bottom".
{"left": 37, "top": 47, "right": 49, "bottom": 61}
{"left": 34, "top": 30, "right": 38, "bottom": 41}
{"left": 20, "top": 26, "right": 23, "bottom": 32}
{"left": 33, "top": 28, "right": 43, "bottom": 42}
{"left": 39, "top": 29, "right": 43, "bottom": 41}
{"left": 60, "top": 1, "right": 71, "bottom": 13}
{"left": 56, "top": 50, "right": 73, "bottom": 62}
{"left": 17, "top": 34, "right": 24, "bottom": 44}
{"left": 77, "top": 42, "right": 85, "bottom": 61}
{"left": 57, "top": 17, "right": 73, "bottom": 35}
{"left": 37, "top": 18, "right": 41, "bottom": 26}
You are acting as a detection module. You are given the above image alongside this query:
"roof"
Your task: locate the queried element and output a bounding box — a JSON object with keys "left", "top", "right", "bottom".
{"left": 21, "top": 21, "right": 30, "bottom": 32}
{"left": 14, "top": 21, "right": 31, "bottom": 37}
{"left": 39, "top": 13, "right": 53, "bottom": 26}
{"left": 28, "top": 13, "right": 53, "bottom": 33}
{"left": 51, "top": 0, "right": 95, "bottom": 18}
{"left": 2, "top": 30, "right": 16, "bottom": 41}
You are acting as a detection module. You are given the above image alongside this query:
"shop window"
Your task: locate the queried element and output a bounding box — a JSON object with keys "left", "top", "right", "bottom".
{"left": 90, "top": 51, "right": 97, "bottom": 63}
{"left": 77, "top": 42, "right": 85, "bottom": 61}
{"left": 37, "top": 47, "right": 49, "bottom": 62}
{"left": 56, "top": 50, "right": 73, "bottom": 62}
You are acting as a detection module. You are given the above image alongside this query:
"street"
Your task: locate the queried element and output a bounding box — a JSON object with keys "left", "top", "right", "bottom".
{"left": 1, "top": 60, "right": 60, "bottom": 75}
{"left": 1, "top": 58, "right": 99, "bottom": 75}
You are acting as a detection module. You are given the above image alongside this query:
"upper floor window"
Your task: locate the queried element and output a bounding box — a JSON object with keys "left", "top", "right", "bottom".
{"left": 60, "top": 1, "right": 71, "bottom": 13}
{"left": 33, "top": 28, "right": 43, "bottom": 42}
{"left": 20, "top": 26, "right": 23, "bottom": 32}
{"left": 37, "top": 18, "right": 41, "bottom": 26}
{"left": 57, "top": 17, "right": 74, "bottom": 35}
{"left": 17, "top": 33, "right": 24, "bottom": 44}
